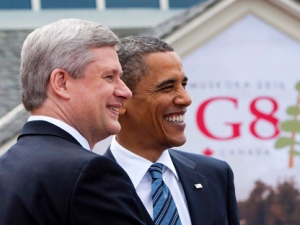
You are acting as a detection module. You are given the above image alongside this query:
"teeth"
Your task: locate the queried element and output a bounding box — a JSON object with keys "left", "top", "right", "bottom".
{"left": 165, "top": 115, "right": 185, "bottom": 123}
{"left": 108, "top": 106, "right": 119, "bottom": 112}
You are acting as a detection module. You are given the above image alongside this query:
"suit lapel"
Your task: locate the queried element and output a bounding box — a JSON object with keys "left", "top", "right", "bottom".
{"left": 105, "top": 147, "right": 212, "bottom": 224}
{"left": 103, "top": 147, "right": 115, "bottom": 160}
{"left": 169, "top": 150, "right": 212, "bottom": 225}
{"left": 104, "top": 147, "right": 154, "bottom": 225}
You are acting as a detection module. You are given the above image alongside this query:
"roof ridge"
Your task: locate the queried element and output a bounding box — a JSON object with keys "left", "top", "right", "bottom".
{"left": 139, "top": 0, "right": 219, "bottom": 38}
{"left": 0, "top": 103, "right": 24, "bottom": 128}
{"left": 0, "top": 103, "right": 29, "bottom": 145}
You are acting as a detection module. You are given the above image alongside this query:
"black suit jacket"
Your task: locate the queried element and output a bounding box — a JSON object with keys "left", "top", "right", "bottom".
{"left": 0, "top": 121, "right": 153, "bottom": 225}
{"left": 104, "top": 147, "right": 240, "bottom": 225}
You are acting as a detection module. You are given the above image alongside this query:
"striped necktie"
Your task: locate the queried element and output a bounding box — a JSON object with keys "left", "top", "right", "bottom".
{"left": 149, "top": 163, "right": 182, "bottom": 225}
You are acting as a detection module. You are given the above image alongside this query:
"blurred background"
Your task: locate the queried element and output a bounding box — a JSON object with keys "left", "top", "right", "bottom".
{"left": 1, "top": 0, "right": 300, "bottom": 224}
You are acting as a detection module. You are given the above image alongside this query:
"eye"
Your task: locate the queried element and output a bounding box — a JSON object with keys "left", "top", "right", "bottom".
{"left": 160, "top": 85, "right": 173, "bottom": 92}
{"left": 105, "top": 75, "right": 114, "bottom": 81}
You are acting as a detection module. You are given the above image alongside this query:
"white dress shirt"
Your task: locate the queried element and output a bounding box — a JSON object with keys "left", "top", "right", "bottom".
{"left": 28, "top": 115, "right": 90, "bottom": 150}
{"left": 110, "top": 136, "right": 192, "bottom": 225}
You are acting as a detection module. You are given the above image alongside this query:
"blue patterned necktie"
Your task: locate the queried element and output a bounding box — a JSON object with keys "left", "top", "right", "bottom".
{"left": 149, "top": 163, "right": 182, "bottom": 225}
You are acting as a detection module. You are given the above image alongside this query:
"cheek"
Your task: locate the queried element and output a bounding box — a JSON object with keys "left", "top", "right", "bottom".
{"left": 151, "top": 108, "right": 165, "bottom": 129}
{"left": 97, "top": 87, "right": 114, "bottom": 100}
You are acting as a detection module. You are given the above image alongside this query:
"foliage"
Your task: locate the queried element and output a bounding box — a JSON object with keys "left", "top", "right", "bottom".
{"left": 238, "top": 179, "right": 300, "bottom": 225}
{"left": 274, "top": 81, "right": 300, "bottom": 167}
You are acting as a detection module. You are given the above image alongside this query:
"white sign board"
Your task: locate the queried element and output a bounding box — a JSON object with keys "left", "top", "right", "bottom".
{"left": 180, "top": 14, "right": 300, "bottom": 202}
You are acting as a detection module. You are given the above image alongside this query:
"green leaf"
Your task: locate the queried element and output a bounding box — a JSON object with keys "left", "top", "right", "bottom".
{"left": 296, "top": 81, "right": 300, "bottom": 91}
{"left": 275, "top": 137, "right": 296, "bottom": 148}
{"left": 281, "top": 121, "right": 300, "bottom": 132}
{"left": 290, "top": 150, "right": 300, "bottom": 156}
{"left": 287, "top": 106, "right": 300, "bottom": 116}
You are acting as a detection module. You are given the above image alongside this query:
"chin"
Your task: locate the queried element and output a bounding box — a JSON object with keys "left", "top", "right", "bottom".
{"left": 170, "top": 137, "right": 186, "bottom": 147}
{"left": 108, "top": 124, "right": 121, "bottom": 135}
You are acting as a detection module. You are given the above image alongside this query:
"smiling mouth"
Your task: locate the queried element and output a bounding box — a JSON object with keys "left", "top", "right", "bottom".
{"left": 164, "top": 114, "right": 185, "bottom": 123}
{"left": 107, "top": 106, "right": 119, "bottom": 113}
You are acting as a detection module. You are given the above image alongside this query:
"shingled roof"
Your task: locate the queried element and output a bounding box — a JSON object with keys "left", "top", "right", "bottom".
{"left": 0, "top": 30, "right": 31, "bottom": 145}
{"left": 141, "top": 0, "right": 218, "bottom": 38}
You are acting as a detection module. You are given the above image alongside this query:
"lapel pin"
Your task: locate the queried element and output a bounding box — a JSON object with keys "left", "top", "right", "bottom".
{"left": 194, "top": 183, "right": 203, "bottom": 189}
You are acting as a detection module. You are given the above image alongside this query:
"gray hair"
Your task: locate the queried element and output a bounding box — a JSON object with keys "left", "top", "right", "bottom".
{"left": 21, "top": 18, "right": 119, "bottom": 111}
{"left": 118, "top": 36, "right": 174, "bottom": 93}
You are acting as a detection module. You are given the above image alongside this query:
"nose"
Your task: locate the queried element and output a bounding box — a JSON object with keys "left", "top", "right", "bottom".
{"left": 174, "top": 88, "right": 192, "bottom": 106}
{"left": 114, "top": 78, "right": 132, "bottom": 99}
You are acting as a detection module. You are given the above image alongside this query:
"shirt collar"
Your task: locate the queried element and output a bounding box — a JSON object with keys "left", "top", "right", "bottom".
{"left": 110, "top": 136, "right": 179, "bottom": 188}
{"left": 156, "top": 149, "right": 179, "bottom": 181}
{"left": 28, "top": 115, "right": 91, "bottom": 150}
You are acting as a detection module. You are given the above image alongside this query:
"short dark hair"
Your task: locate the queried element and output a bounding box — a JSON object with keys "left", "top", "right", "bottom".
{"left": 118, "top": 36, "right": 174, "bottom": 93}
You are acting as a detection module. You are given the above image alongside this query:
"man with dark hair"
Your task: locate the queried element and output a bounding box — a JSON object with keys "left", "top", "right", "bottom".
{"left": 105, "top": 36, "right": 240, "bottom": 225}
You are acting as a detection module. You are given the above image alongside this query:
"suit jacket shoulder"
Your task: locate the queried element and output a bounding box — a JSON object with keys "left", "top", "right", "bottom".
{"left": 170, "top": 149, "right": 232, "bottom": 175}
{"left": 0, "top": 121, "right": 153, "bottom": 225}
{"left": 169, "top": 149, "right": 240, "bottom": 225}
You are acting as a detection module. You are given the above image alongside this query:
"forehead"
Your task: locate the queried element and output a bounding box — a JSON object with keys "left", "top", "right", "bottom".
{"left": 143, "top": 51, "right": 184, "bottom": 80}
{"left": 144, "top": 51, "right": 181, "bottom": 67}
{"left": 89, "top": 47, "right": 121, "bottom": 70}
{"left": 91, "top": 46, "right": 119, "bottom": 62}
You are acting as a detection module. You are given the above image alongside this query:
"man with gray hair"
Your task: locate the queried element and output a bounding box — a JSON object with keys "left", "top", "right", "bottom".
{"left": 0, "top": 19, "right": 153, "bottom": 225}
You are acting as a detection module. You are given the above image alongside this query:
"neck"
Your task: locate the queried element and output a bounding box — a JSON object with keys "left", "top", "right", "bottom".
{"left": 116, "top": 134, "right": 165, "bottom": 162}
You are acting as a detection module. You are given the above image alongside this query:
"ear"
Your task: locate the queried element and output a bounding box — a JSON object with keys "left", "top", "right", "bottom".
{"left": 49, "top": 68, "right": 71, "bottom": 100}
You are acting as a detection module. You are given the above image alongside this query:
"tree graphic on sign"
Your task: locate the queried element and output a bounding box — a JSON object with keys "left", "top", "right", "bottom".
{"left": 275, "top": 81, "right": 300, "bottom": 168}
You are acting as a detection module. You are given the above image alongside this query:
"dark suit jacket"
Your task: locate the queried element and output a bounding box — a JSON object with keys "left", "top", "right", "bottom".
{"left": 0, "top": 121, "right": 153, "bottom": 225}
{"left": 104, "top": 147, "right": 240, "bottom": 225}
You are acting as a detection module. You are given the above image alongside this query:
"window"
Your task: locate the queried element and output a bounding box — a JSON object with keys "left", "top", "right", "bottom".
{"left": 0, "top": 0, "right": 31, "bottom": 9}
{"left": 169, "top": 0, "right": 203, "bottom": 8}
{"left": 41, "top": 0, "right": 96, "bottom": 9}
{"left": 106, "top": 0, "right": 159, "bottom": 8}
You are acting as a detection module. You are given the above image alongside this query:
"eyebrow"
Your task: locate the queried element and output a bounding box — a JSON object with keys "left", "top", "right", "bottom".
{"left": 156, "top": 76, "right": 188, "bottom": 89}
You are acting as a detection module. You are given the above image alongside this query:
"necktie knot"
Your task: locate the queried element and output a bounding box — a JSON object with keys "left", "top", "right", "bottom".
{"left": 149, "top": 163, "right": 163, "bottom": 180}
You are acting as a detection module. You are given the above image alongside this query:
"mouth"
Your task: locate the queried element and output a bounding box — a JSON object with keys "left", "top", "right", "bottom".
{"left": 107, "top": 105, "right": 120, "bottom": 113}
{"left": 164, "top": 114, "right": 185, "bottom": 124}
